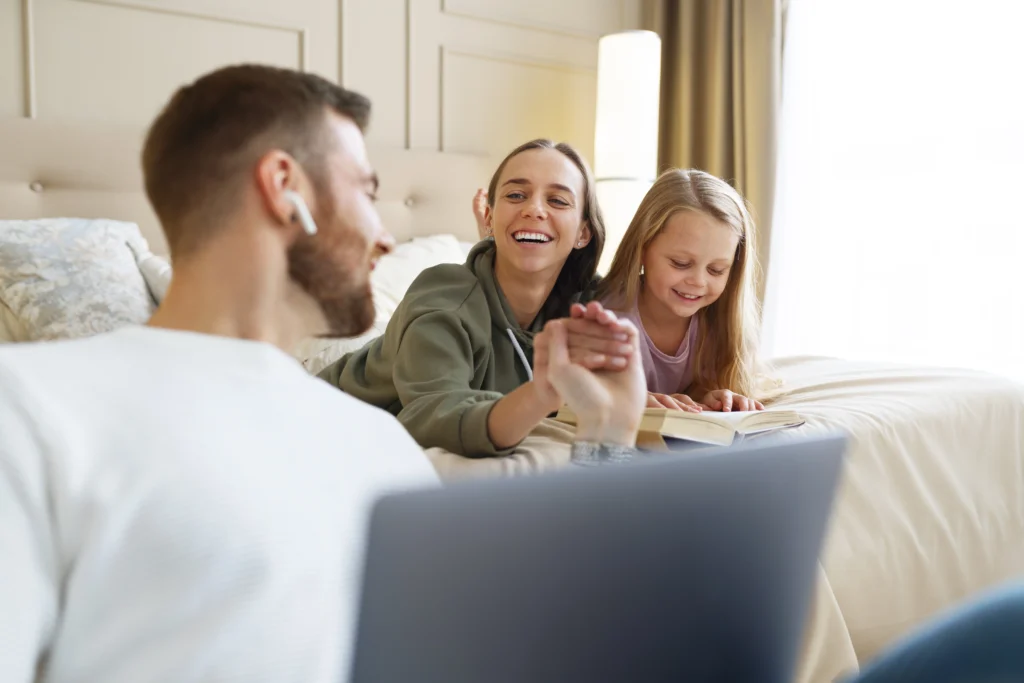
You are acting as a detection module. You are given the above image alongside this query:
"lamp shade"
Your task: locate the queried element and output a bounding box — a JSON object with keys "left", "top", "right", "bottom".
{"left": 593, "top": 30, "right": 661, "bottom": 275}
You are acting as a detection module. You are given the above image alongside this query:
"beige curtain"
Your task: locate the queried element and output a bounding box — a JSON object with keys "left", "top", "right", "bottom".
{"left": 643, "top": 0, "right": 785, "bottom": 303}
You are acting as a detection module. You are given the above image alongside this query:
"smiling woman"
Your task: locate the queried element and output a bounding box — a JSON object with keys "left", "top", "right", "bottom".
{"left": 318, "top": 139, "right": 607, "bottom": 458}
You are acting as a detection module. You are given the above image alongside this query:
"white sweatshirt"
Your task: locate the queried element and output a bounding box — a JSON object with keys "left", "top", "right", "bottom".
{"left": 0, "top": 327, "right": 439, "bottom": 683}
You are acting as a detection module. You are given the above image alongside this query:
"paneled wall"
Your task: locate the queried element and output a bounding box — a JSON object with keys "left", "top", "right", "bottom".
{"left": 344, "top": 0, "right": 642, "bottom": 160}
{"left": 1, "top": 0, "right": 643, "bottom": 160}
{"left": 1, "top": 0, "right": 335, "bottom": 124}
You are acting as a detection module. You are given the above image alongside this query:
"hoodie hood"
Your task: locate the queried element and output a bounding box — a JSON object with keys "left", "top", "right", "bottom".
{"left": 464, "top": 239, "right": 548, "bottom": 338}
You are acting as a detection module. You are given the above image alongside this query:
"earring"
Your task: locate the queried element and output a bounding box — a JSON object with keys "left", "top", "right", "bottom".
{"left": 576, "top": 240, "right": 583, "bottom": 247}
{"left": 640, "top": 265, "right": 645, "bottom": 276}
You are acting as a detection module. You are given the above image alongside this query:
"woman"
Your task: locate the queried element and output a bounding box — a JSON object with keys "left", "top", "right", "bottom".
{"left": 320, "top": 139, "right": 606, "bottom": 457}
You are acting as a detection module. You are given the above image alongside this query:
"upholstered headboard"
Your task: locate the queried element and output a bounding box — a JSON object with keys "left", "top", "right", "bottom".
{"left": 0, "top": 117, "right": 489, "bottom": 256}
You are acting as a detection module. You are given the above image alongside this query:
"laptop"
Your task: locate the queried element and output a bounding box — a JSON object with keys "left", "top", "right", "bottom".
{"left": 350, "top": 434, "right": 846, "bottom": 683}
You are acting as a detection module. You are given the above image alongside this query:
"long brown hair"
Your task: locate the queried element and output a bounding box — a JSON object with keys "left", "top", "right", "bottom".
{"left": 596, "top": 168, "right": 772, "bottom": 399}
{"left": 486, "top": 139, "right": 606, "bottom": 317}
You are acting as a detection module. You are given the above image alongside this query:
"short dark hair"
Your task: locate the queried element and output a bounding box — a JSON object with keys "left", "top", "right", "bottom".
{"left": 142, "top": 64, "right": 371, "bottom": 258}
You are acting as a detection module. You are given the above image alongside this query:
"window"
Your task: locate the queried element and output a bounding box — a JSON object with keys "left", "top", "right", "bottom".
{"left": 764, "top": 0, "right": 1024, "bottom": 380}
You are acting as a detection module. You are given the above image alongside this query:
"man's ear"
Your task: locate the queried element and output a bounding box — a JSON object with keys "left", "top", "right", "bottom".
{"left": 255, "top": 150, "right": 313, "bottom": 232}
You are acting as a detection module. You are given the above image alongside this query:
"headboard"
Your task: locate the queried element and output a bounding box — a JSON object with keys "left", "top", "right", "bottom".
{"left": 0, "top": 117, "right": 490, "bottom": 256}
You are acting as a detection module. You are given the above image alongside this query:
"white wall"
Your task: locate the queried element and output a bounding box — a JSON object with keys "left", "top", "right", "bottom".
{"left": 1, "top": 0, "right": 642, "bottom": 161}
{"left": 1, "top": 0, "right": 335, "bottom": 124}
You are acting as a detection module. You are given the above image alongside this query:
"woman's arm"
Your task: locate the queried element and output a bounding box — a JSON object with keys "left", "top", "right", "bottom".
{"left": 392, "top": 310, "right": 573, "bottom": 457}
{"left": 486, "top": 381, "right": 562, "bottom": 451}
{"left": 534, "top": 316, "right": 646, "bottom": 449}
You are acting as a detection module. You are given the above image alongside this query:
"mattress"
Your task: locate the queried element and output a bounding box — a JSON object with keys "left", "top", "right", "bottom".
{"left": 765, "top": 356, "right": 1024, "bottom": 661}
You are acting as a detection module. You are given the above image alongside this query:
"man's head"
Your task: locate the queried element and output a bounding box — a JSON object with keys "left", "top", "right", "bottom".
{"left": 142, "top": 64, "right": 393, "bottom": 337}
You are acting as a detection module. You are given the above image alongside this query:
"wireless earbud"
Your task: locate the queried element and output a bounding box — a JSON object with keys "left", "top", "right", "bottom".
{"left": 283, "top": 190, "right": 318, "bottom": 236}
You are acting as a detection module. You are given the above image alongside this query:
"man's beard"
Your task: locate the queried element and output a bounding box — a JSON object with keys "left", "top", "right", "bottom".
{"left": 287, "top": 206, "right": 375, "bottom": 339}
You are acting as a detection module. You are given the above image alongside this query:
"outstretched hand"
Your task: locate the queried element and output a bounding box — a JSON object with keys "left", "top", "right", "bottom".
{"left": 563, "top": 301, "right": 635, "bottom": 371}
{"left": 535, "top": 316, "right": 646, "bottom": 446}
{"left": 472, "top": 188, "right": 489, "bottom": 239}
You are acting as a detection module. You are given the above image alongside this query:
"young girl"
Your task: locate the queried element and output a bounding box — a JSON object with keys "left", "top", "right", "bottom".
{"left": 593, "top": 168, "right": 768, "bottom": 413}
{"left": 321, "top": 139, "right": 610, "bottom": 458}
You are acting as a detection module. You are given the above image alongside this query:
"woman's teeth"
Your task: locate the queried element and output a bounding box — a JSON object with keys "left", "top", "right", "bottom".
{"left": 513, "top": 231, "right": 552, "bottom": 243}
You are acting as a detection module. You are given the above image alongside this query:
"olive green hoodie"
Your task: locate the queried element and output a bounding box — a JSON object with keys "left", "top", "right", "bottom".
{"left": 319, "top": 240, "right": 576, "bottom": 458}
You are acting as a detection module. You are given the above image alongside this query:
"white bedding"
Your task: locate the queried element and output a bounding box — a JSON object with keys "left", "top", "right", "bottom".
{"left": 428, "top": 355, "right": 1024, "bottom": 674}
{"left": 766, "top": 356, "right": 1024, "bottom": 662}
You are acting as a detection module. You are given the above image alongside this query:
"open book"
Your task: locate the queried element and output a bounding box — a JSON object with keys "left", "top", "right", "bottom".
{"left": 555, "top": 406, "right": 805, "bottom": 447}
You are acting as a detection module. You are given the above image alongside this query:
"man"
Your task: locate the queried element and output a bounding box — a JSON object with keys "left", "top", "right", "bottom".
{"left": 0, "top": 65, "right": 643, "bottom": 682}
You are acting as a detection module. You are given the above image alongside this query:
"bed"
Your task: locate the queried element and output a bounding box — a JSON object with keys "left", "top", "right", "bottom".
{"left": 2, "top": 118, "right": 1023, "bottom": 682}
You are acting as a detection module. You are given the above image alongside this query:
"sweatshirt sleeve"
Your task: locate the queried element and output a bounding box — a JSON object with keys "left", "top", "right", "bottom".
{"left": 0, "top": 367, "right": 60, "bottom": 682}
{"left": 391, "top": 310, "right": 512, "bottom": 458}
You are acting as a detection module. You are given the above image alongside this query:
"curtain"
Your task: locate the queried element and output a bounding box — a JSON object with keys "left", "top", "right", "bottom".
{"left": 763, "top": 0, "right": 1024, "bottom": 380}
{"left": 646, "top": 0, "right": 785, "bottom": 303}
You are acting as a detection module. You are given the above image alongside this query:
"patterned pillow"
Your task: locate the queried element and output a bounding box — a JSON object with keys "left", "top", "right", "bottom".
{"left": 0, "top": 218, "right": 156, "bottom": 341}
{"left": 0, "top": 298, "right": 27, "bottom": 342}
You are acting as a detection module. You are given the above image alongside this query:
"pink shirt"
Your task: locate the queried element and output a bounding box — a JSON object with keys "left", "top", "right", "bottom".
{"left": 618, "top": 306, "right": 700, "bottom": 395}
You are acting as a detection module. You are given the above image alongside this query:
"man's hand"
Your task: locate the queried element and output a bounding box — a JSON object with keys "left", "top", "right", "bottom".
{"left": 563, "top": 301, "right": 634, "bottom": 371}
{"left": 535, "top": 317, "right": 646, "bottom": 446}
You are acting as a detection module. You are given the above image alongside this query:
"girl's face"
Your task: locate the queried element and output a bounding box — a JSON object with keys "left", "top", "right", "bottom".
{"left": 486, "top": 148, "right": 591, "bottom": 279}
{"left": 641, "top": 210, "right": 739, "bottom": 319}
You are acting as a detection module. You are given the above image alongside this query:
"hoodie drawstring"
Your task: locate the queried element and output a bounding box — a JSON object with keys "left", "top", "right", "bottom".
{"left": 506, "top": 328, "right": 534, "bottom": 382}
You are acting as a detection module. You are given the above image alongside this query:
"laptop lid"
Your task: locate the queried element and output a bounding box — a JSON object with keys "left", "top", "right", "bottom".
{"left": 351, "top": 434, "right": 846, "bottom": 683}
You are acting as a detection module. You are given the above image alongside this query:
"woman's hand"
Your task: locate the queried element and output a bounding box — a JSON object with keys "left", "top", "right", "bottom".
{"left": 472, "top": 188, "right": 489, "bottom": 239}
{"left": 532, "top": 302, "right": 635, "bottom": 415}
{"left": 701, "top": 389, "right": 764, "bottom": 412}
{"left": 646, "top": 392, "right": 703, "bottom": 413}
{"left": 536, "top": 318, "right": 646, "bottom": 446}
{"left": 563, "top": 302, "right": 634, "bottom": 371}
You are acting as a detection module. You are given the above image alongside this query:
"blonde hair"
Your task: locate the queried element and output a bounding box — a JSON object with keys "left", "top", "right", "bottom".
{"left": 596, "top": 168, "right": 773, "bottom": 400}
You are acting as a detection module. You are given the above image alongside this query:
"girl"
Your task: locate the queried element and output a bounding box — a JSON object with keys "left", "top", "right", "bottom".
{"left": 320, "top": 139, "right": 612, "bottom": 458}
{"left": 594, "top": 168, "right": 768, "bottom": 413}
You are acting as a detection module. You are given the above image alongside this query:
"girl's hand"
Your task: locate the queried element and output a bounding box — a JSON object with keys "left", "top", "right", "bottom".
{"left": 472, "top": 188, "right": 489, "bottom": 239}
{"left": 647, "top": 392, "right": 702, "bottom": 413}
{"left": 701, "top": 389, "right": 764, "bottom": 412}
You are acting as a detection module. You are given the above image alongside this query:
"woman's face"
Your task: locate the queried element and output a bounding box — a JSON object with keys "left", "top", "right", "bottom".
{"left": 486, "top": 148, "right": 591, "bottom": 280}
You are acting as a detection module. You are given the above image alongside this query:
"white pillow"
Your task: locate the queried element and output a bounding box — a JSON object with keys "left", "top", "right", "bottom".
{"left": 0, "top": 218, "right": 156, "bottom": 341}
{"left": 122, "top": 235, "right": 173, "bottom": 304}
{"left": 296, "top": 234, "right": 468, "bottom": 374}
{"left": 371, "top": 234, "right": 468, "bottom": 320}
